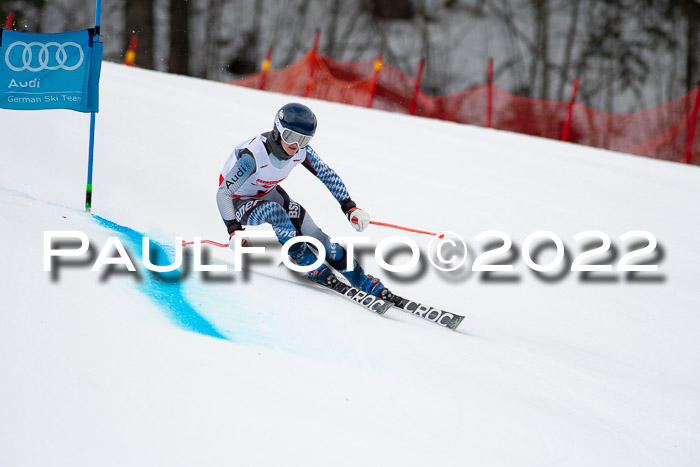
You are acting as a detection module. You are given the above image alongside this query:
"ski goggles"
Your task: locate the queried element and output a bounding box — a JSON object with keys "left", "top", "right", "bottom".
{"left": 275, "top": 119, "right": 313, "bottom": 148}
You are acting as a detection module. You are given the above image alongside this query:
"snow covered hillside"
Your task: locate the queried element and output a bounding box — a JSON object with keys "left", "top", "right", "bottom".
{"left": 1, "top": 62, "right": 700, "bottom": 466}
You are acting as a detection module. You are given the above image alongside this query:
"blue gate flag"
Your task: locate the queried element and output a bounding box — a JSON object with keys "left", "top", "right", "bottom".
{"left": 0, "top": 29, "right": 103, "bottom": 112}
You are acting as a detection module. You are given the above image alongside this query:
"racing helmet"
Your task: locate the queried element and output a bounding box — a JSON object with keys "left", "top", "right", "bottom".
{"left": 273, "top": 103, "right": 317, "bottom": 148}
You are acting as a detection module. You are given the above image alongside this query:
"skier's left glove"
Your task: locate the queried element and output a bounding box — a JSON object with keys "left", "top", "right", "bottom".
{"left": 342, "top": 199, "right": 370, "bottom": 232}
{"left": 227, "top": 220, "right": 248, "bottom": 251}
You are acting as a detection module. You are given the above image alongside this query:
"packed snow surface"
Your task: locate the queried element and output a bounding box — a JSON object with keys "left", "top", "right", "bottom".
{"left": 1, "top": 63, "right": 700, "bottom": 466}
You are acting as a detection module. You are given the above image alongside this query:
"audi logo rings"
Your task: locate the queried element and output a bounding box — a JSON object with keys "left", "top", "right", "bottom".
{"left": 4, "top": 41, "right": 84, "bottom": 72}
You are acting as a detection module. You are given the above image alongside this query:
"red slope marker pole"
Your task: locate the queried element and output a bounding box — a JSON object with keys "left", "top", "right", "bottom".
{"left": 4, "top": 12, "right": 15, "bottom": 30}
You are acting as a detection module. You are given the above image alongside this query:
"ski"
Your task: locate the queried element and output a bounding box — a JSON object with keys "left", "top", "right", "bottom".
{"left": 391, "top": 296, "right": 464, "bottom": 330}
{"left": 308, "top": 275, "right": 393, "bottom": 316}
{"left": 296, "top": 268, "right": 463, "bottom": 329}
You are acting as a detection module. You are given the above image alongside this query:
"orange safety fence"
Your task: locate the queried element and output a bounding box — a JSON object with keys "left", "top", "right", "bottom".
{"left": 231, "top": 49, "right": 700, "bottom": 166}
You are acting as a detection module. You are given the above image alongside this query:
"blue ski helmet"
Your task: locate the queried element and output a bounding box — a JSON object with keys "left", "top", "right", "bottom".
{"left": 273, "top": 103, "right": 317, "bottom": 148}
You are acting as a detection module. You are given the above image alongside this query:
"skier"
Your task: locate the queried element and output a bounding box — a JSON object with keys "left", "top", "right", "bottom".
{"left": 216, "top": 102, "right": 399, "bottom": 302}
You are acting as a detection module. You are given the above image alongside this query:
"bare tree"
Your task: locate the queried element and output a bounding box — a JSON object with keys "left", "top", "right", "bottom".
{"left": 323, "top": 0, "right": 341, "bottom": 57}
{"left": 224, "top": 0, "right": 264, "bottom": 77}
{"left": 556, "top": 0, "right": 582, "bottom": 101}
{"left": 530, "top": 0, "right": 550, "bottom": 100}
{"left": 1, "top": 0, "right": 46, "bottom": 31}
{"left": 169, "top": 0, "right": 190, "bottom": 75}
{"left": 682, "top": 0, "right": 700, "bottom": 91}
{"left": 279, "top": 0, "right": 313, "bottom": 65}
{"left": 488, "top": 0, "right": 533, "bottom": 96}
{"left": 363, "top": 0, "right": 415, "bottom": 20}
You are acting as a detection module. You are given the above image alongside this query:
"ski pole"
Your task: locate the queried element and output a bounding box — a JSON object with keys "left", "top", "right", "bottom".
{"left": 184, "top": 220, "right": 444, "bottom": 248}
{"left": 353, "top": 219, "right": 444, "bottom": 238}
{"left": 182, "top": 238, "right": 249, "bottom": 248}
{"left": 182, "top": 239, "right": 229, "bottom": 248}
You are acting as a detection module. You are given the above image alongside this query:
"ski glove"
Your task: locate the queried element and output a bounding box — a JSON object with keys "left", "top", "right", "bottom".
{"left": 227, "top": 220, "right": 248, "bottom": 252}
{"left": 347, "top": 207, "right": 370, "bottom": 232}
{"left": 341, "top": 199, "right": 370, "bottom": 232}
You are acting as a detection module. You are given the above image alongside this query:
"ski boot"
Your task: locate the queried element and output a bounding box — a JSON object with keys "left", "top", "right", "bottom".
{"left": 307, "top": 264, "right": 338, "bottom": 287}
{"left": 336, "top": 259, "right": 402, "bottom": 305}
{"left": 289, "top": 243, "right": 338, "bottom": 287}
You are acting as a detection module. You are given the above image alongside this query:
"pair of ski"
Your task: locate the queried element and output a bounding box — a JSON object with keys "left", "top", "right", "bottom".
{"left": 309, "top": 274, "right": 464, "bottom": 330}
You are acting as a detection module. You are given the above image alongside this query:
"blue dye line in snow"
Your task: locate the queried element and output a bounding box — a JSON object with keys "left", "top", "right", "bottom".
{"left": 92, "top": 215, "right": 228, "bottom": 341}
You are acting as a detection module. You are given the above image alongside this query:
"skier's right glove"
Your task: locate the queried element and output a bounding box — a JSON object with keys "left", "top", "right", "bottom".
{"left": 227, "top": 220, "right": 248, "bottom": 252}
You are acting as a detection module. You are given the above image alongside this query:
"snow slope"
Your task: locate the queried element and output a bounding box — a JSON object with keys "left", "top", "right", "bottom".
{"left": 1, "top": 62, "right": 700, "bottom": 466}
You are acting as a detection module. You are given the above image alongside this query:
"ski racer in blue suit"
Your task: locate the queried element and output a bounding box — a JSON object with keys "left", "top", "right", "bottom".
{"left": 216, "top": 102, "right": 398, "bottom": 302}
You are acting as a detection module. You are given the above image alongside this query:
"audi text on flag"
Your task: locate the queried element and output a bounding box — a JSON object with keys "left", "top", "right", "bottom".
{"left": 0, "top": 29, "right": 103, "bottom": 113}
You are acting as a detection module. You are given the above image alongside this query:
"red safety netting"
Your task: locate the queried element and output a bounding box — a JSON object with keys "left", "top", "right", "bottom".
{"left": 569, "top": 91, "right": 700, "bottom": 164}
{"left": 232, "top": 50, "right": 700, "bottom": 166}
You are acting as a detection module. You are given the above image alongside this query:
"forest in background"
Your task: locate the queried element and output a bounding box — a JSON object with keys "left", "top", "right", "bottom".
{"left": 2, "top": 0, "right": 699, "bottom": 113}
